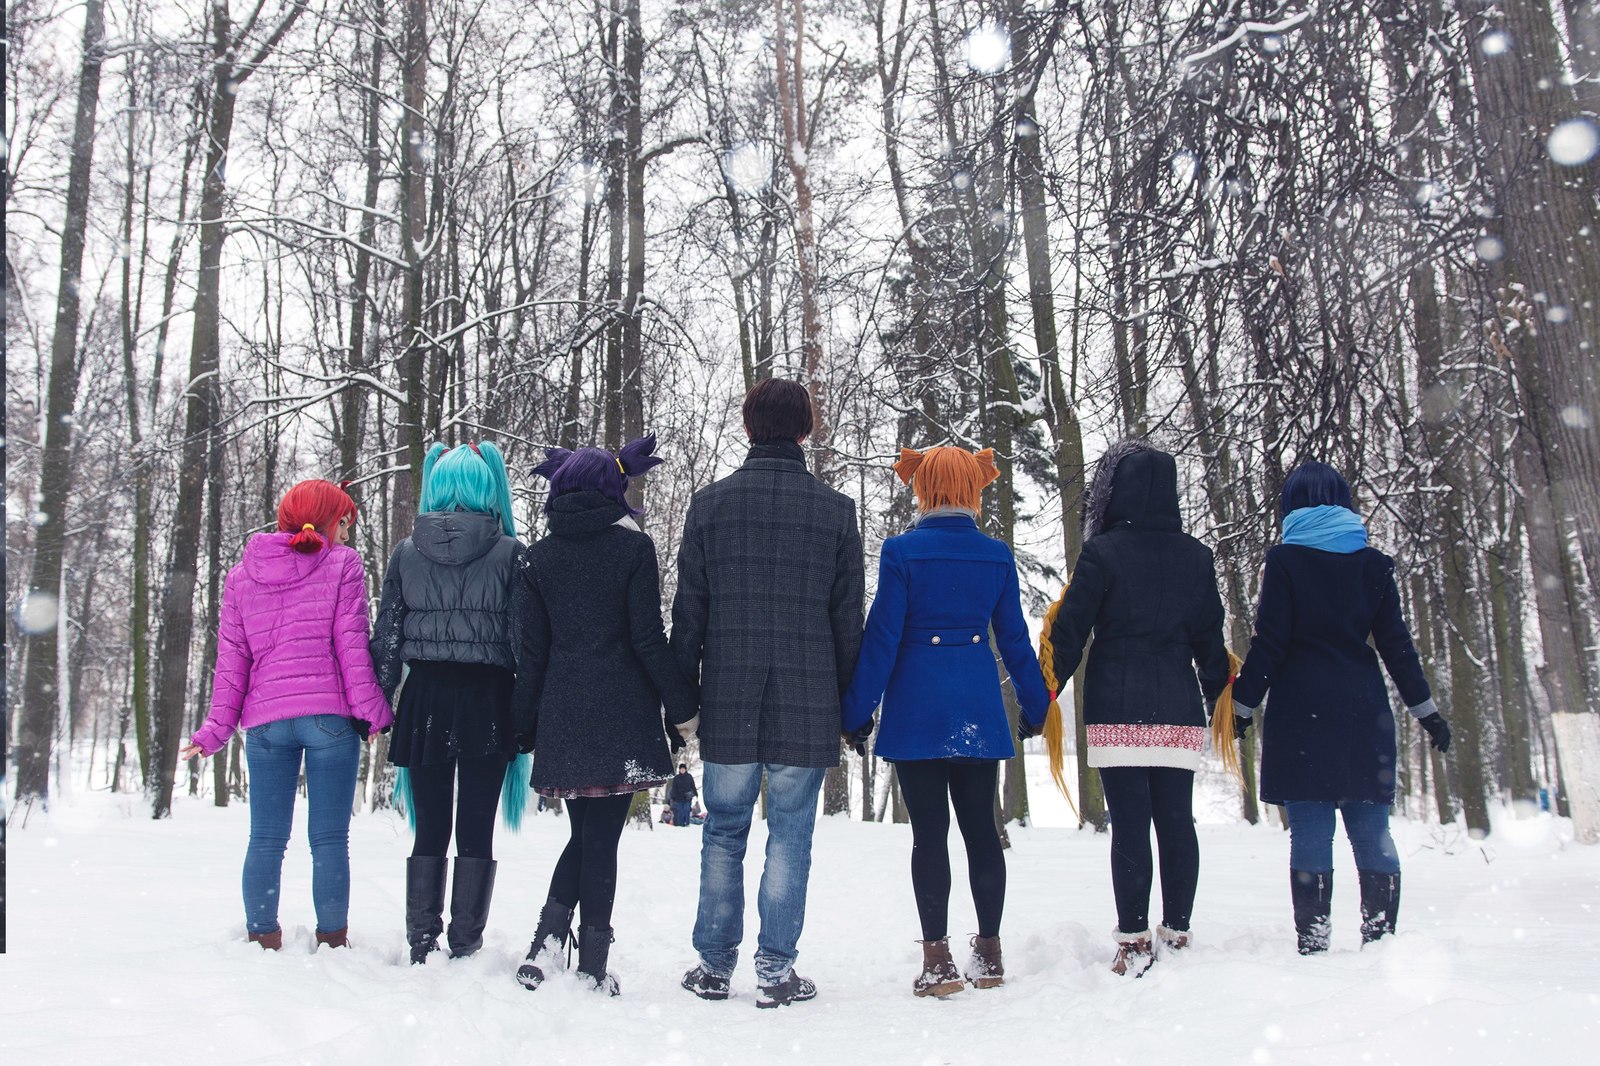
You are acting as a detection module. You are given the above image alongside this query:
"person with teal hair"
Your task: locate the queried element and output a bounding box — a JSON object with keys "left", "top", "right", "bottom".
{"left": 371, "top": 440, "right": 530, "bottom": 964}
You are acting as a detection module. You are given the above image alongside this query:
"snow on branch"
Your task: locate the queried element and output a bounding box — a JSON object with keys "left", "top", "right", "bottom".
{"left": 1181, "top": 8, "right": 1315, "bottom": 67}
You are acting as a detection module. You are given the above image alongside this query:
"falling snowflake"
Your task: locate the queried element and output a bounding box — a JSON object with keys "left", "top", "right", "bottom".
{"left": 1546, "top": 119, "right": 1599, "bottom": 167}
{"left": 1474, "top": 235, "right": 1506, "bottom": 262}
{"left": 1480, "top": 30, "right": 1511, "bottom": 56}
{"left": 16, "top": 591, "right": 60, "bottom": 635}
{"left": 1171, "top": 150, "right": 1199, "bottom": 187}
{"left": 723, "top": 143, "right": 772, "bottom": 196}
{"left": 964, "top": 25, "right": 1010, "bottom": 74}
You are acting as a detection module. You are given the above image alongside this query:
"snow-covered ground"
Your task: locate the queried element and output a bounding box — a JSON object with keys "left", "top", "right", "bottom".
{"left": 4, "top": 768, "right": 1597, "bottom": 1066}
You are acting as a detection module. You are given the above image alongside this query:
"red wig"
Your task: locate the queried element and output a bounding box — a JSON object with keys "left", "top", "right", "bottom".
{"left": 277, "top": 479, "right": 359, "bottom": 553}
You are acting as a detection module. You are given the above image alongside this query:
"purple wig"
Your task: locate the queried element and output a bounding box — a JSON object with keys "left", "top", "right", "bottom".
{"left": 532, "top": 434, "right": 665, "bottom": 515}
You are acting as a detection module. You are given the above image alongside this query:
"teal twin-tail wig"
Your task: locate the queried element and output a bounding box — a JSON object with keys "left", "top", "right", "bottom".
{"left": 394, "top": 438, "right": 529, "bottom": 829}
{"left": 419, "top": 439, "right": 517, "bottom": 537}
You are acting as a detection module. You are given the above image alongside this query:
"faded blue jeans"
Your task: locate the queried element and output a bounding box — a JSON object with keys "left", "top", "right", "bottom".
{"left": 242, "top": 714, "right": 361, "bottom": 935}
{"left": 1284, "top": 800, "right": 1401, "bottom": 875}
{"left": 693, "top": 762, "right": 827, "bottom": 984}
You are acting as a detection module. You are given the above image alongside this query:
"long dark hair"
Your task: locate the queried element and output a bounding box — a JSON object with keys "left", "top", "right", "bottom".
{"left": 1279, "top": 461, "right": 1354, "bottom": 518}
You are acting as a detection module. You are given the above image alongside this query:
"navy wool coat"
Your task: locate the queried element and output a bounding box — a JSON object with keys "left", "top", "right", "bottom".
{"left": 842, "top": 513, "right": 1049, "bottom": 762}
{"left": 513, "top": 491, "right": 698, "bottom": 792}
{"left": 670, "top": 445, "right": 865, "bottom": 769}
{"left": 1232, "top": 544, "right": 1433, "bottom": 805}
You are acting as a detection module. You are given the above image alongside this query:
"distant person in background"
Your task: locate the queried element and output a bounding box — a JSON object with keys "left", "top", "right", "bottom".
{"left": 510, "top": 436, "right": 697, "bottom": 995}
{"left": 669, "top": 764, "right": 698, "bottom": 829}
{"left": 671, "top": 377, "right": 865, "bottom": 1008}
{"left": 371, "top": 441, "right": 526, "bottom": 964}
{"left": 1232, "top": 461, "right": 1450, "bottom": 955}
{"left": 182, "top": 479, "right": 393, "bottom": 951}
{"left": 1046, "top": 441, "right": 1231, "bottom": 977}
{"left": 841, "top": 446, "right": 1048, "bottom": 997}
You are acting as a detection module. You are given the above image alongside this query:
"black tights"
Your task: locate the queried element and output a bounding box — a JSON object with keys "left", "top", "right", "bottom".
{"left": 408, "top": 754, "right": 509, "bottom": 860}
{"left": 1099, "top": 766, "right": 1198, "bottom": 934}
{"left": 895, "top": 760, "right": 1005, "bottom": 941}
{"left": 546, "top": 793, "right": 634, "bottom": 930}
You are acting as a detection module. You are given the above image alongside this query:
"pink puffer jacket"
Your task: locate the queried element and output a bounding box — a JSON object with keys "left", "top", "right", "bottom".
{"left": 190, "top": 533, "right": 395, "bottom": 755}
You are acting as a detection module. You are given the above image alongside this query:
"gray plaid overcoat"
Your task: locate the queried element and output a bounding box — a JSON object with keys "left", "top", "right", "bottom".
{"left": 670, "top": 453, "right": 865, "bottom": 768}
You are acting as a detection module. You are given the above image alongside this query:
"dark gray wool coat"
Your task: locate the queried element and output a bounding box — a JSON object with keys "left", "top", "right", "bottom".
{"left": 513, "top": 491, "right": 698, "bottom": 791}
{"left": 371, "top": 511, "right": 523, "bottom": 700}
{"left": 670, "top": 441, "right": 866, "bottom": 769}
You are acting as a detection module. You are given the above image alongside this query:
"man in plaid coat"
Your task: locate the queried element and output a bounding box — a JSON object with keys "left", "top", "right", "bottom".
{"left": 671, "top": 377, "right": 865, "bottom": 1008}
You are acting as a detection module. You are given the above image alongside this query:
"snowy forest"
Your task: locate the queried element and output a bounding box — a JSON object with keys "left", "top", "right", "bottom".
{"left": 6, "top": 0, "right": 1600, "bottom": 848}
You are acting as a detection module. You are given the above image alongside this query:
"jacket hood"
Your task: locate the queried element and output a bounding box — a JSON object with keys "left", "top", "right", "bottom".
{"left": 241, "top": 531, "right": 337, "bottom": 585}
{"left": 412, "top": 510, "right": 504, "bottom": 565}
{"left": 1084, "top": 441, "right": 1182, "bottom": 538}
{"left": 546, "top": 490, "right": 632, "bottom": 537}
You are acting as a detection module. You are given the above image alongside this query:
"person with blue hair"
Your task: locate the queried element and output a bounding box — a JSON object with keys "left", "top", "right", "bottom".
{"left": 371, "top": 440, "right": 529, "bottom": 964}
{"left": 1232, "top": 460, "right": 1452, "bottom": 955}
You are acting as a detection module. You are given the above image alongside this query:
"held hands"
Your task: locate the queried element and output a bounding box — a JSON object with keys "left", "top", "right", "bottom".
{"left": 1016, "top": 718, "right": 1043, "bottom": 744}
{"left": 1419, "top": 712, "right": 1452, "bottom": 753}
{"left": 843, "top": 720, "right": 875, "bottom": 758}
{"left": 1233, "top": 715, "right": 1253, "bottom": 736}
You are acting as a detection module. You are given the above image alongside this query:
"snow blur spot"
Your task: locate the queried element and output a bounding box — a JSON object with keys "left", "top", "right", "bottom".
{"left": 16, "top": 591, "right": 60, "bottom": 634}
{"left": 1560, "top": 405, "right": 1592, "bottom": 429}
{"left": 1251, "top": 1048, "right": 1271, "bottom": 1064}
{"left": 1015, "top": 117, "right": 1038, "bottom": 139}
{"left": 1414, "top": 180, "right": 1444, "bottom": 206}
{"left": 403, "top": 1013, "right": 418, "bottom": 1026}
{"left": 1260, "top": 34, "right": 1283, "bottom": 54}
{"left": 1264, "top": 1023, "right": 1284, "bottom": 1043}
{"left": 666, "top": 1029, "right": 684, "bottom": 1046}
{"left": 30, "top": 511, "right": 49, "bottom": 526}
{"left": 1172, "top": 150, "right": 1199, "bottom": 187}
{"left": 964, "top": 25, "right": 1010, "bottom": 74}
{"left": 1545, "top": 305, "right": 1571, "bottom": 324}
{"left": 952, "top": 171, "right": 972, "bottom": 191}
{"left": 1547, "top": 119, "right": 1599, "bottom": 167}
{"left": 723, "top": 143, "right": 772, "bottom": 196}
{"left": 1381, "top": 935, "right": 1453, "bottom": 999}
{"left": 1474, "top": 235, "right": 1505, "bottom": 262}
{"left": 565, "top": 160, "right": 604, "bottom": 206}
{"left": 1480, "top": 30, "right": 1511, "bottom": 56}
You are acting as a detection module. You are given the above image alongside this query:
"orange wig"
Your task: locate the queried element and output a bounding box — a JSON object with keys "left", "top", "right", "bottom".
{"left": 893, "top": 446, "right": 1000, "bottom": 513}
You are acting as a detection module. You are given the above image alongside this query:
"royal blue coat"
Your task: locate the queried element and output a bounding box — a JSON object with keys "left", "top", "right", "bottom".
{"left": 841, "top": 513, "right": 1050, "bottom": 762}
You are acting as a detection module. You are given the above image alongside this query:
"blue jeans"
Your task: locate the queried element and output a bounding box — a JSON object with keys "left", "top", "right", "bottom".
{"left": 1284, "top": 800, "right": 1401, "bottom": 875}
{"left": 693, "top": 762, "right": 827, "bottom": 984}
{"left": 243, "top": 714, "right": 361, "bottom": 935}
{"left": 672, "top": 800, "right": 693, "bottom": 827}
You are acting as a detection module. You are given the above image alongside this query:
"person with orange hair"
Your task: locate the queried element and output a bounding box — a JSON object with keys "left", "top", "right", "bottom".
{"left": 182, "top": 480, "right": 393, "bottom": 950}
{"left": 841, "top": 446, "right": 1049, "bottom": 998}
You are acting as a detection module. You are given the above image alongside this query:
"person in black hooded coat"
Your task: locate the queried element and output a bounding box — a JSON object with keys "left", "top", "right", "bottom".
{"left": 511, "top": 434, "right": 698, "bottom": 996}
{"left": 1046, "top": 440, "right": 1230, "bottom": 977}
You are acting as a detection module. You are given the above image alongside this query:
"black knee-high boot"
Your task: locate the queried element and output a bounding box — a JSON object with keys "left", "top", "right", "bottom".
{"left": 447, "top": 857, "right": 497, "bottom": 958}
{"left": 406, "top": 856, "right": 449, "bottom": 964}
{"left": 1358, "top": 870, "right": 1400, "bottom": 944}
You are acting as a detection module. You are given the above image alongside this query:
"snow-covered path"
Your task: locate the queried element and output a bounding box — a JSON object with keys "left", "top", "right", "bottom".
{"left": 3, "top": 784, "right": 1596, "bottom": 1066}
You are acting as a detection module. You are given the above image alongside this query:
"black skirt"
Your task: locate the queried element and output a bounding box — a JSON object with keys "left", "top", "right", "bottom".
{"left": 388, "top": 660, "right": 516, "bottom": 767}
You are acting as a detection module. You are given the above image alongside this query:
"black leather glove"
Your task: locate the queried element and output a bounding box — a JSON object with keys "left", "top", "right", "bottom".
{"left": 515, "top": 732, "right": 537, "bottom": 755}
{"left": 669, "top": 729, "right": 687, "bottom": 754}
{"left": 1419, "top": 712, "right": 1451, "bottom": 753}
{"left": 352, "top": 718, "right": 371, "bottom": 740}
{"left": 1016, "top": 718, "right": 1042, "bottom": 743}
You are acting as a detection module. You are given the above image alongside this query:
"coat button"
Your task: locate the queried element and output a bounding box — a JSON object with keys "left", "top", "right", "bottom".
{"left": 972, "top": 634, "right": 981, "bottom": 643}
{"left": 931, "top": 635, "right": 941, "bottom": 645}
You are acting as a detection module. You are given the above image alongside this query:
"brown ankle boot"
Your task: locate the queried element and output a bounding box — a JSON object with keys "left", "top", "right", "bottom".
{"left": 1110, "top": 930, "right": 1155, "bottom": 977}
{"left": 965, "top": 935, "right": 1004, "bottom": 989}
{"left": 248, "top": 929, "right": 283, "bottom": 951}
{"left": 912, "top": 939, "right": 965, "bottom": 998}
{"left": 316, "top": 927, "right": 350, "bottom": 949}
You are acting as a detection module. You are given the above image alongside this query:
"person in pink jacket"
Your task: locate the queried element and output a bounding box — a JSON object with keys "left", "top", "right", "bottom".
{"left": 182, "top": 479, "right": 394, "bottom": 950}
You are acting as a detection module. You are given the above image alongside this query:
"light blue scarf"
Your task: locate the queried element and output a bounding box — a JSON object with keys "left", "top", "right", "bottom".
{"left": 1282, "top": 505, "right": 1368, "bottom": 553}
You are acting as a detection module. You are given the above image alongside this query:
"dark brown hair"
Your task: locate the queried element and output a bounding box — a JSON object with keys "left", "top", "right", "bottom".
{"left": 742, "top": 377, "right": 814, "bottom": 442}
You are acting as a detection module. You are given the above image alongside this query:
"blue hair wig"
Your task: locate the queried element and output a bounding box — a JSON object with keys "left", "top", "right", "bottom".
{"left": 533, "top": 434, "right": 664, "bottom": 516}
{"left": 419, "top": 440, "right": 517, "bottom": 537}
{"left": 1280, "top": 460, "right": 1354, "bottom": 517}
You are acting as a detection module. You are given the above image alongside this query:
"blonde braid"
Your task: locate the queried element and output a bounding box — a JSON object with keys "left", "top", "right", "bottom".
{"left": 1037, "top": 585, "right": 1080, "bottom": 820}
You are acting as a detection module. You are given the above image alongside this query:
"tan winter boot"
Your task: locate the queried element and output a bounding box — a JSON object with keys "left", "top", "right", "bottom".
{"left": 315, "top": 927, "right": 350, "bottom": 949}
{"left": 248, "top": 929, "right": 283, "bottom": 951}
{"left": 1109, "top": 929, "right": 1155, "bottom": 977}
{"left": 912, "top": 939, "right": 965, "bottom": 998}
{"left": 964, "top": 935, "right": 1005, "bottom": 989}
{"left": 1156, "top": 925, "right": 1190, "bottom": 954}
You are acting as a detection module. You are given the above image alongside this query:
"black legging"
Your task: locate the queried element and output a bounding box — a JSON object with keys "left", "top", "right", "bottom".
{"left": 895, "top": 760, "right": 1005, "bottom": 941}
{"left": 546, "top": 793, "right": 634, "bottom": 930}
{"left": 408, "top": 754, "right": 510, "bottom": 860}
{"left": 1099, "top": 766, "right": 1199, "bottom": 934}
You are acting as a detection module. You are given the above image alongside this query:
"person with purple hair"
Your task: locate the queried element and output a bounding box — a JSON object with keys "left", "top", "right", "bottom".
{"left": 511, "top": 434, "right": 698, "bottom": 995}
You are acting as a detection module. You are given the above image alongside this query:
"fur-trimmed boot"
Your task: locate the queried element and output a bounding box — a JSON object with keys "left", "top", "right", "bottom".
{"left": 1156, "top": 925, "right": 1191, "bottom": 954}
{"left": 913, "top": 938, "right": 965, "bottom": 998}
{"left": 1291, "top": 869, "right": 1333, "bottom": 955}
{"left": 576, "top": 925, "right": 621, "bottom": 996}
{"left": 1110, "top": 929, "right": 1155, "bottom": 977}
{"left": 1358, "top": 870, "right": 1400, "bottom": 945}
{"left": 964, "top": 935, "right": 1004, "bottom": 989}
{"left": 406, "top": 855, "right": 449, "bottom": 965}
{"left": 515, "top": 898, "right": 575, "bottom": 990}
{"left": 446, "top": 856, "right": 497, "bottom": 958}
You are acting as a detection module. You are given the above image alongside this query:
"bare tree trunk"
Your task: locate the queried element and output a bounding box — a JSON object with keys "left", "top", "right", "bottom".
{"left": 15, "top": 0, "right": 106, "bottom": 806}
{"left": 342, "top": 0, "right": 386, "bottom": 480}
{"left": 393, "top": 0, "right": 431, "bottom": 547}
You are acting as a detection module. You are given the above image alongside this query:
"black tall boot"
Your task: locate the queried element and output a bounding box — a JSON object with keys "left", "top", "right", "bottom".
{"left": 576, "top": 925, "right": 621, "bottom": 996}
{"left": 1290, "top": 869, "right": 1333, "bottom": 955}
{"left": 406, "top": 856, "right": 449, "bottom": 965}
{"left": 1358, "top": 870, "right": 1401, "bottom": 944}
{"left": 515, "top": 898, "right": 575, "bottom": 990}
{"left": 447, "top": 857, "right": 498, "bottom": 958}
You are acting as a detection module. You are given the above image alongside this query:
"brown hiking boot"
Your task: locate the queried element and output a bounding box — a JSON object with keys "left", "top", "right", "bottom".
{"left": 1156, "top": 925, "right": 1190, "bottom": 954}
{"left": 248, "top": 929, "right": 283, "bottom": 951}
{"left": 913, "top": 939, "right": 965, "bottom": 998}
{"left": 965, "top": 935, "right": 1004, "bottom": 989}
{"left": 1110, "top": 930, "right": 1155, "bottom": 977}
{"left": 316, "top": 927, "right": 350, "bottom": 949}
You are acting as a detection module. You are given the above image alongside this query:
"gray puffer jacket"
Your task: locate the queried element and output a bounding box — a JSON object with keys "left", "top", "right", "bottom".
{"left": 371, "top": 511, "right": 523, "bottom": 699}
